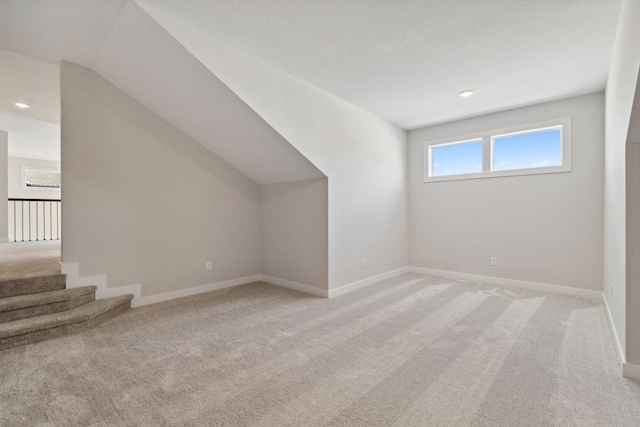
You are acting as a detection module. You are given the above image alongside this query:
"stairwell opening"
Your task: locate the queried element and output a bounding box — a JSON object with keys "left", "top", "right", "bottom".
{"left": 0, "top": 49, "right": 62, "bottom": 281}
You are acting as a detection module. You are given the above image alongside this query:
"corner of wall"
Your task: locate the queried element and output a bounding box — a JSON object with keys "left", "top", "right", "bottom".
{"left": 603, "top": 292, "right": 626, "bottom": 367}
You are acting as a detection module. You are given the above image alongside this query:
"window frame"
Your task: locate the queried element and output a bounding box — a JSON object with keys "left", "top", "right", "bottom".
{"left": 423, "top": 117, "right": 571, "bottom": 183}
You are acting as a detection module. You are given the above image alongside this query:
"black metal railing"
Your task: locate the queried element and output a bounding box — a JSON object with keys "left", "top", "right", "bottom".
{"left": 8, "top": 199, "right": 61, "bottom": 242}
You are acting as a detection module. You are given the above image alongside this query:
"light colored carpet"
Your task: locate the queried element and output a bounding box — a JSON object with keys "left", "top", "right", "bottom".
{"left": 0, "top": 241, "right": 61, "bottom": 280}
{"left": 1, "top": 273, "right": 638, "bottom": 426}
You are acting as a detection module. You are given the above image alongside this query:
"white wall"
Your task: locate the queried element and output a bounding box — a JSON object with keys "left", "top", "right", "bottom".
{"left": 260, "top": 178, "right": 328, "bottom": 290}
{"left": 61, "top": 62, "right": 261, "bottom": 296}
{"left": 135, "top": 19, "right": 408, "bottom": 289}
{"left": 408, "top": 93, "right": 604, "bottom": 291}
{"left": 604, "top": 0, "right": 640, "bottom": 365}
{"left": 0, "top": 131, "right": 7, "bottom": 242}
{"left": 8, "top": 157, "right": 60, "bottom": 200}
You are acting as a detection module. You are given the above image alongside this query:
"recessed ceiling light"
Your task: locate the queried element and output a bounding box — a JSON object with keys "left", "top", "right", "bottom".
{"left": 15, "top": 102, "right": 29, "bottom": 108}
{"left": 458, "top": 90, "right": 474, "bottom": 98}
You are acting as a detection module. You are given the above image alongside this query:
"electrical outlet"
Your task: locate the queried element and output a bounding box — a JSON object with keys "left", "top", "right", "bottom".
{"left": 206, "top": 261, "right": 212, "bottom": 271}
{"left": 490, "top": 257, "right": 498, "bottom": 266}
{"left": 361, "top": 258, "right": 366, "bottom": 269}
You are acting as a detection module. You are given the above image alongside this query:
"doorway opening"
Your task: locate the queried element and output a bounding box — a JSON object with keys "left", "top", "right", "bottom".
{"left": 1, "top": 49, "right": 61, "bottom": 280}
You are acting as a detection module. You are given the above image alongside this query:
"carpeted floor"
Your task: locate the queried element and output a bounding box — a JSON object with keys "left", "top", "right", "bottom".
{"left": 0, "top": 241, "right": 61, "bottom": 280}
{"left": 1, "top": 273, "right": 639, "bottom": 426}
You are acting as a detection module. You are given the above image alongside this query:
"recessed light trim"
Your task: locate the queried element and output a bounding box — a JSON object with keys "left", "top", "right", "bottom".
{"left": 458, "top": 90, "right": 474, "bottom": 98}
{"left": 15, "top": 102, "right": 30, "bottom": 109}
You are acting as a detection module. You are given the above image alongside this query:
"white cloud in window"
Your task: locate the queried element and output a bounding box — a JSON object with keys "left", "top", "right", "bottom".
{"left": 496, "top": 160, "right": 508, "bottom": 166}
{"left": 533, "top": 159, "right": 552, "bottom": 166}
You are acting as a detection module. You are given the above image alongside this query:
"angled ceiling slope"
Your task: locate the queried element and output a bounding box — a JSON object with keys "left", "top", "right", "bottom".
{"left": 0, "top": 0, "right": 324, "bottom": 184}
{"left": 136, "top": 0, "right": 622, "bottom": 130}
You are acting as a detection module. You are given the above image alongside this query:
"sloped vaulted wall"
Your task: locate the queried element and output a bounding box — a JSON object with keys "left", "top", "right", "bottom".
{"left": 61, "top": 62, "right": 263, "bottom": 296}
{"left": 2, "top": 0, "right": 332, "bottom": 299}
{"left": 137, "top": 6, "right": 409, "bottom": 290}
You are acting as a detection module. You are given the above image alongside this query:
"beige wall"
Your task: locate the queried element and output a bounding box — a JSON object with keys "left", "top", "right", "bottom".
{"left": 150, "top": 32, "right": 408, "bottom": 290}
{"left": 604, "top": 0, "right": 640, "bottom": 364}
{"left": 260, "top": 178, "right": 328, "bottom": 290}
{"left": 0, "top": 131, "right": 7, "bottom": 242}
{"left": 61, "top": 62, "right": 261, "bottom": 296}
{"left": 8, "top": 157, "right": 60, "bottom": 200}
{"left": 626, "top": 143, "right": 640, "bottom": 365}
{"left": 408, "top": 93, "right": 604, "bottom": 291}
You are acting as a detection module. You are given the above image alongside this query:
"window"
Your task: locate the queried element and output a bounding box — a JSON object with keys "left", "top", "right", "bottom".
{"left": 424, "top": 118, "right": 571, "bottom": 182}
{"left": 23, "top": 168, "right": 61, "bottom": 189}
{"left": 430, "top": 139, "right": 483, "bottom": 177}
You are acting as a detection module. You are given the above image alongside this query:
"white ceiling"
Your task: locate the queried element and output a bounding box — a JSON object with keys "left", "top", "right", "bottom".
{"left": 136, "top": 0, "right": 623, "bottom": 129}
{"left": 0, "top": 49, "right": 60, "bottom": 124}
{"left": 0, "top": 0, "right": 324, "bottom": 184}
{"left": 0, "top": 0, "right": 625, "bottom": 176}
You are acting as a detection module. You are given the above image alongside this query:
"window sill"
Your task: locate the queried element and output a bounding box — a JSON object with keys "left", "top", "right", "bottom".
{"left": 423, "top": 165, "right": 571, "bottom": 183}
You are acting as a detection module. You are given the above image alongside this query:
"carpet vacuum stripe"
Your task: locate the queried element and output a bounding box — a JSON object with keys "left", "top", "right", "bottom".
{"left": 1, "top": 273, "right": 639, "bottom": 426}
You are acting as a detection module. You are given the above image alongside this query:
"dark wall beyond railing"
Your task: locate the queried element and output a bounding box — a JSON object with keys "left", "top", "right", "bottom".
{"left": 8, "top": 199, "right": 61, "bottom": 242}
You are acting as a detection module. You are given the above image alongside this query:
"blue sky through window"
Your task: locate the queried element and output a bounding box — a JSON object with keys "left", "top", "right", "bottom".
{"left": 431, "top": 140, "right": 482, "bottom": 177}
{"left": 493, "top": 128, "right": 561, "bottom": 171}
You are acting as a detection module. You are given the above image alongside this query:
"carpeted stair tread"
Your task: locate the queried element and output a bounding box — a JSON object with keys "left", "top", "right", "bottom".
{"left": 0, "top": 274, "right": 66, "bottom": 298}
{"left": 0, "top": 286, "right": 97, "bottom": 323}
{"left": 0, "top": 295, "right": 133, "bottom": 339}
{"left": 0, "top": 286, "right": 97, "bottom": 313}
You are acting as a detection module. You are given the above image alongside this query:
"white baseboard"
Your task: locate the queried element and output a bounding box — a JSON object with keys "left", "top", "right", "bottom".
{"left": 328, "top": 267, "right": 410, "bottom": 298}
{"left": 260, "top": 267, "right": 411, "bottom": 299}
{"left": 602, "top": 294, "right": 626, "bottom": 369}
{"left": 62, "top": 261, "right": 260, "bottom": 308}
{"left": 623, "top": 362, "right": 640, "bottom": 380}
{"left": 260, "top": 275, "right": 328, "bottom": 298}
{"left": 62, "top": 262, "right": 142, "bottom": 302}
{"left": 135, "top": 275, "right": 261, "bottom": 307}
{"left": 408, "top": 267, "right": 603, "bottom": 300}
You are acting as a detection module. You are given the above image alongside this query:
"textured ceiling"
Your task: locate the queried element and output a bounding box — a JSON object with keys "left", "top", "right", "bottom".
{"left": 137, "top": 0, "right": 622, "bottom": 129}
{"left": 0, "top": 0, "right": 624, "bottom": 173}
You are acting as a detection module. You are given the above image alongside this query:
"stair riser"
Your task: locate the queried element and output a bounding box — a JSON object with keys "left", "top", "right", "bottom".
{"left": 0, "top": 292, "right": 95, "bottom": 323}
{"left": 0, "top": 300, "right": 131, "bottom": 351}
{"left": 0, "top": 275, "right": 66, "bottom": 298}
